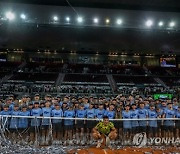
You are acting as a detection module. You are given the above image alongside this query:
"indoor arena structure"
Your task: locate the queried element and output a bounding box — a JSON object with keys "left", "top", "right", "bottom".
{"left": 0, "top": 0, "right": 180, "bottom": 153}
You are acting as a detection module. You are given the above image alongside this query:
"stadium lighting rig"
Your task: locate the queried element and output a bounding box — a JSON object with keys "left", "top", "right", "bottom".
{"left": 116, "top": 19, "right": 122, "bottom": 25}
{"left": 5, "top": 11, "right": 15, "bottom": 20}
{"left": 20, "top": 14, "right": 26, "bottom": 19}
{"left": 53, "top": 16, "right": 58, "bottom": 21}
{"left": 77, "top": 16, "right": 83, "bottom": 23}
{"left": 146, "top": 20, "right": 153, "bottom": 27}
{"left": 93, "top": 18, "right": 99, "bottom": 23}
{"left": 158, "top": 21, "right": 164, "bottom": 27}
{"left": 66, "top": 17, "right": 70, "bottom": 22}
{"left": 169, "top": 22, "right": 175, "bottom": 27}
{"left": 106, "top": 19, "right": 110, "bottom": 24}
{"left": 2, "top": 12, "right": 178, "bottom": 30}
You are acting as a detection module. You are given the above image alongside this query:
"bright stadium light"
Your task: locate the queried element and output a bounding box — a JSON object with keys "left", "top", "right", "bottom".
{"left": 66, "top": 17, "right": 70, "bottom": 22}
{"left": 106, "top": 19, "right": 110, "bottom": 24}
{"left": 77, "top": 16, "right": 83, "bottom": 23}
{"left": 116, "top": 19, "right": 122, "bottom": 25}
{"left": 169, "top": 22, "right": 175, "bottom": 27}
{"left": 93, "top": 18, "right": 99, "bottom": 23}
{"left": 5, "top": 11, "right": 15, "bottom": 20}
{"left": 146, "top": 20, "right": 153, "bottom": 27}
{"left": 158, "top": 21, "right": 164, "bottom": 27}
{"left": 53, "top": 16, "right": 58, "bottom": 21}
{"left": 20, "top": 14, "right": 26, "bottom": 19}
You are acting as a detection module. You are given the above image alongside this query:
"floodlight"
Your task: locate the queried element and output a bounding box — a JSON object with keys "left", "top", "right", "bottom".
{"left": 169, "top": 22, "right": 175, "bottom": 27}
{"left": 20, "top": 14, "right": 26, "bottom": 19}
{"left": 117, "top": 19, "right": 122, "bottom": 25}
{"left": 5, "top": 12, "right": 15, "bottom": 20}
{"left": 146, "top": 20, "right": 153, "bottom": 27}
{"left": 66, "top": 17, "right": 70, "bottom": 22}
{"left": 158, "top": 21, "right": 163, "bottom": 27}
{"left": 106, "top": 19, "right": 110, "bottom": 24}
{"left": 93, "top": 18, "right": 99, "bottom": 23}
{"left": 53, "top": 16, "right": 58, "bottom": 21}
{"left": 77, "top": 17, "right": 83, "bottom": 23}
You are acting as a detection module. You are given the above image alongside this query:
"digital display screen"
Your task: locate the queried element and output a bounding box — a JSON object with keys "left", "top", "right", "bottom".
{"left": 154, "top": 94, "right": 173, "bottom": 100}
{"left": 160, "top": 57, "right": 176, "bottom": 67}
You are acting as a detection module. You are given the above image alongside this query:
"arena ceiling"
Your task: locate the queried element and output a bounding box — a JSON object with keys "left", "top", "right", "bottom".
{"left": 0, "top": 1, "right": 180, "bottom": 55}
{"left": 1, "top": 0, "right": 180, "bottom": 12}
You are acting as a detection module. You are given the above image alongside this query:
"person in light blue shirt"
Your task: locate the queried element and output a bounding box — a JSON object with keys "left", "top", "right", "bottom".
{"left": 156, "top": 106, "right": 164, "bottom": 137}
{"left": 18, "top": 105, "right": 30, "bottom": 139}
{"left": 18, "top": 105, "right": 30, "bottom": 129}
{"left": 173, "top": 98, "right": 178, "bottom": 111}
{"left": 105, "top": 104, "right": 115, "bottom": 120}
{"left": 83, "top": 97, "right": 89, "bottom": 110}
{"left": 5, "top": 97, "right": 14, "bottom": 111}
{"left": 122, "top": 104, "right": 132, "bottom": 142}
{"left": 41, "top": 102, "right": 52, "bottom": 126}
{"left": 0, "top": 105, "right": 10, "bottom": 116}
{"left": 138, "top": 101, "right": 148, "bottom": 133}
{"left": 51, "top": 104, "right": 63, "bottom": 124}
{"left": 144, "top": 99, "right": 150, "bottom": 110}
{"left": 51, "top": 103, "right": 63, "bottom": 142}
{"left": 30, "top": 103, "right": 42, "bottom": 127}
{"left": 76, "top": 104, "right": 86, "bottom": 127}
{"left": 41, "top": 100, "right": 52, "bottom": 145}
{"left": 74, "top": 101, "right": 79, "bottom": 114}
{"left": 122, "top": 105, "right": 132, "bottom": 130}
{"left": 130, "top": 103, "right": 139, "bottom": 134}
{"left": 9, "top": 102, "right": 15, "bottom": 112}
{"left": 64, "top": 105, "right": 75, "bottom": 126}
{"left": 0, "top": 104, "right": 11, "bottom": 135}
{"left": 160, "top": 100, "right": 167, "bottom": 112}
{"left": 75, "top": 104, "right": 86, "bottom": 145}
{"left": 9, "top": 104, "right": 20, "bottom": 130}
{"left": 50, "top": 97, "right": 59, "bottom": 110}
{"left": 114, "top": 104, "right": 123, "bottom": 143}
{"left": 163, "top": 102, "right": 176, "bottom": 138}
{"left": 40, "top": 101, "right": 45, "bottom": 109}
{"left": 86, "top": 102, "right": 96, "bottom": 142}
{"left": 148, "top": 104, "right": 158, "bottom": 137}
{"left": 9, "top": 103, "right": 20, "bottom": 143}
{"left": 64, "top": 104, "right": 75, "bottom": 144}
{"left": 175, "top": 106, "right": 180, "bottom": 138}
{"left": 84, "top": 102, "right": 89, "bottom": 110}
{"left": 156, "top": 106, "right": 164, "bottom": 118}
{"left": 86, "top": 102, "right": 95, "bottom": 118}
{"left": 29, "top": 102, "right": 42, "bottom": 143}
{"left": 95, "top": 103, "right": 106, "bottom": 120}
{"left": 27, "top": 102, "right": 33, "bottom": 115}
{"left": 62, "top": 102, "right": 68, "bottom": 112}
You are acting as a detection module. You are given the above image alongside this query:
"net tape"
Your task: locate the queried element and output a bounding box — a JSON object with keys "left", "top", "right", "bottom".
{"left": 0, "top": 115, "right": 179, "bottom": 121}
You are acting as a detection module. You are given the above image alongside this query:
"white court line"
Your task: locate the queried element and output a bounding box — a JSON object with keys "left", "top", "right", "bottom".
{"left": 102, "top": 149, "right": 108, "bottom": 154}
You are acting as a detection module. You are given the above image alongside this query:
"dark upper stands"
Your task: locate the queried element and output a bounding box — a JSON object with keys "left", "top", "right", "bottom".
{"left": 22, "top": 62, "right": 64, "bottom": 73}
{"left": 63, "top": 74, "right": 108, "bottom": 83}
{"left": 167, "top": 68, "right": 180, "bottom": 76}
{"left": 0, "top": 62, "right": 179, "bottom": 97}
{"left": 147, "top": 66, "right": 170, "bottom": 76}
{"left": 159, "top": 77, "right": 180, "bottom": 86}
{"left": 0, "top": 62, "right": 21, "bottom": 79}
{"left": 113, "top": 75, "right": 156, "bottom": 84}
{"left": 66, "top": 64, "right": 105, "bottom": 74}
{"left": 9, "top": 72, "right": 58, "bottom": 82}
{"left": 107, "top": 65, "right": 146, "bottom": 75}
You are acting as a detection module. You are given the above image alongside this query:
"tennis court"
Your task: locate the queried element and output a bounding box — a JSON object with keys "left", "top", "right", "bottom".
{"left": 67, "top": 146, "right": 180, "bottom": 154}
